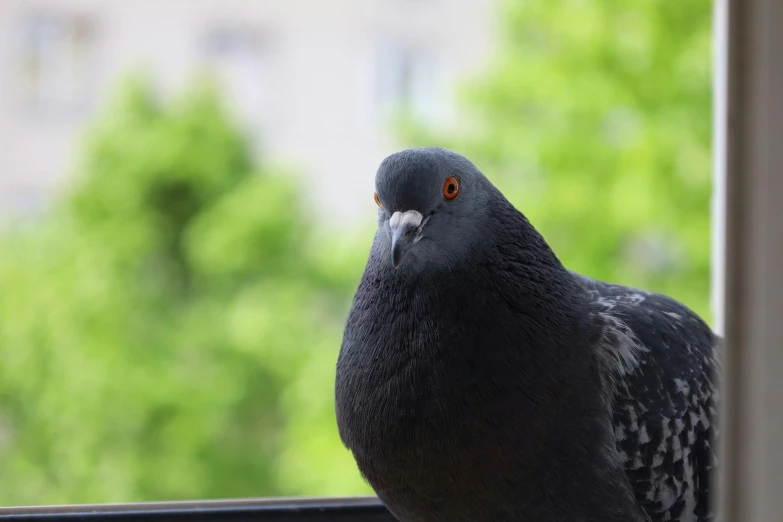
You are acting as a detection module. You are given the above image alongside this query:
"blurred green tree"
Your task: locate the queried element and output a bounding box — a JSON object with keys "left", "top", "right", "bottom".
{"left": 0, "top": 0, "right": 715, "bottom": 506}
{"left": 402, "top": 0, "right": 713, "bottom": 321}
{"left": 0, "top": 76, "right": 370, "bottom": 505}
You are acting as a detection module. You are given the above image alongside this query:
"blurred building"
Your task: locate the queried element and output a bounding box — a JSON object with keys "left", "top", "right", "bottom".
{"left": 0, "top": 0, "right": 495, "bottom": 226}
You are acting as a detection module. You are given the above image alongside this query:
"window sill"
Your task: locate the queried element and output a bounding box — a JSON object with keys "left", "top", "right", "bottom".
{"left": 0, "top": 497, "right": 395, "bottom": 522}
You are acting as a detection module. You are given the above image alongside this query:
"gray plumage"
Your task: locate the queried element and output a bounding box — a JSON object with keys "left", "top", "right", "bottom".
{"left": 335, "top": 147, "right": 721, "bottom": 522}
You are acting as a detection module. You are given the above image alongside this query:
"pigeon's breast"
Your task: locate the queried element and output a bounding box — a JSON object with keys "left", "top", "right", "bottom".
{"left": 335, "top": 270, "right": 586, "bottom": 515}
{"left": 336, "top": 269, "right": 509, "bottom": 443}
{"left": 334, "top": 258, "right": 656, "bottom": 520}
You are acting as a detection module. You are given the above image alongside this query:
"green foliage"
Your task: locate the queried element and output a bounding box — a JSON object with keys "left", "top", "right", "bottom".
{"left": 0, "top": 0, "right": 714, "bottom": 506}
{"left": 403, "top": 0, "right": 713, "bottom": 321}
{"left": 0, "top": 77, "right": 370, "bottom": 505}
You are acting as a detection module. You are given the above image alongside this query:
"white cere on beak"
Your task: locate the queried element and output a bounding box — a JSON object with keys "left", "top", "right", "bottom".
{"left": 389, "top": 210, "right": 423, "bottom": 230}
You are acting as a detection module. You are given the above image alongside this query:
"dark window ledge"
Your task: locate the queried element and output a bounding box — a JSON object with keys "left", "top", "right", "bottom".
{"left": 0, "top": 497, "right": 396, "bottom": 522}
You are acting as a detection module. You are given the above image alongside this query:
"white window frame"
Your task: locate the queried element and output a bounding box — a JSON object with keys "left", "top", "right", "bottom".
{"left": 715, "top": 0, "right": 783, "bottom": 520}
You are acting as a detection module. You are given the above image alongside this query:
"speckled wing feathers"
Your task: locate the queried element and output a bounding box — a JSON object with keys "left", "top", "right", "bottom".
{"left": 576, "top": 274, "right": 721, "bottom": 522}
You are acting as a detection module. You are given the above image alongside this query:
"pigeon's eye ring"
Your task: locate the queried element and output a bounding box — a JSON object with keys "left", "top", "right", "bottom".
{"left": 443, "top": 177, "right": 459, "bottom": 200}
{"left": 374, "top": 192, "right": 383, "bottom": 208}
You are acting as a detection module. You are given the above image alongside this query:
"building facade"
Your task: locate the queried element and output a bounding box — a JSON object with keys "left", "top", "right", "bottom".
{"left": 0, "top": 0, "right": 494, "bottom": 226}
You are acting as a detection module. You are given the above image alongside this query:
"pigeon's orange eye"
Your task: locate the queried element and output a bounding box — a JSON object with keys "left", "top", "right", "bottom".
{"left": 374, "top": 192, "right": 383, "bottom": 208}
{"left": 443, "top": 177, "right": 459, "bottom": 200}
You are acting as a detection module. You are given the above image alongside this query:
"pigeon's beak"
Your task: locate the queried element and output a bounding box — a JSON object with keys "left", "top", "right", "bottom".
{"left": 389, "top": 210, "right": 423, "bottom": 269}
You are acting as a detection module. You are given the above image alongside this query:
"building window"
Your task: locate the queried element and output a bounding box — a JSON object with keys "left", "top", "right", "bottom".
{"left": 376, "top": 41, "right": 436, "bottom": 122}
{"left": 0, "top": 184, "right": 46, "bottom": 221}
{"left": 200, "top": 25, "right": 268, "bottom": 129}
{"left": 14, "top": 12, "right": 97, "bottom": 116}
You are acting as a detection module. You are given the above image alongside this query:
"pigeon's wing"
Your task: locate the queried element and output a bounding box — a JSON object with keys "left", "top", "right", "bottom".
{"left": 574, "top": 274, "right": 721, "bottom": 522}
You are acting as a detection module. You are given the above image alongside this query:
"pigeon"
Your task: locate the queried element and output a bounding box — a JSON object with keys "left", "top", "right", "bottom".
{"left": 334, "top": 147, "right": 721, "bottom": 522}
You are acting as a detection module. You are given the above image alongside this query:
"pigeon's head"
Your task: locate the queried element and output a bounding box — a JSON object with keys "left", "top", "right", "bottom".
{"left": 373, "top": 147, "right": 497, "bottom": 271}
